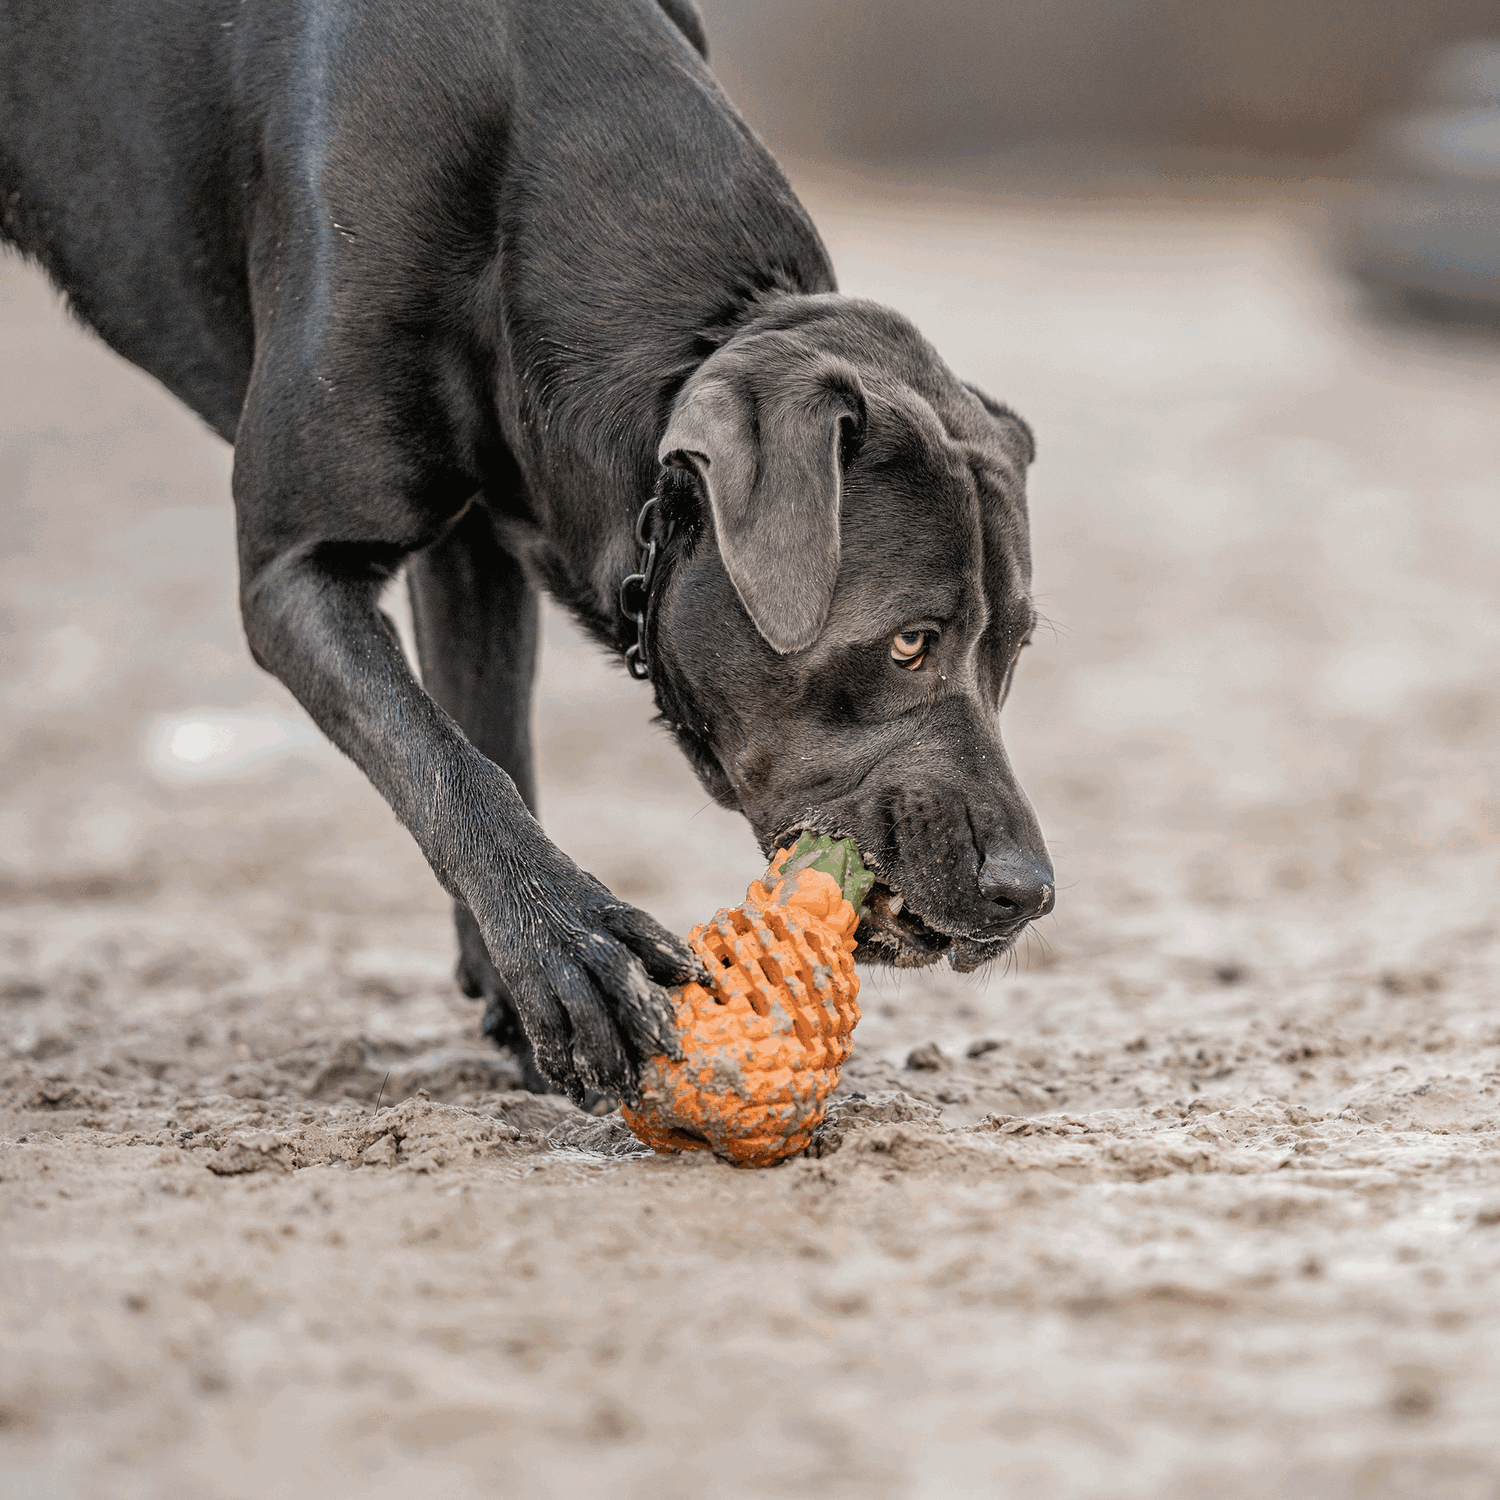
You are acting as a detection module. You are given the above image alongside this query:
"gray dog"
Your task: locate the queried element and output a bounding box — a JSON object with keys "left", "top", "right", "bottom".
{"left": 0, "top": 0, "right": 1053, "bottom": 1102}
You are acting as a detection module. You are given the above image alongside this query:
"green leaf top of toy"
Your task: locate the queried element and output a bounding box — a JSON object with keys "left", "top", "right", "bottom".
{"left": 780, "top": 832, "right": 876, "bottom": 916}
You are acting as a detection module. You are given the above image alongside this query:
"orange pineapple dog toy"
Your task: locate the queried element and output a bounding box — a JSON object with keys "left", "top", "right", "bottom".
{"left": 621, "top": 834, "right": 873, "bottom": 1168}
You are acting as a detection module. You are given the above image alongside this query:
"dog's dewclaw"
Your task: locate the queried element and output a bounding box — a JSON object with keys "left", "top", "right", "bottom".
{"left": 620, "top": 833, "right": 868, "bottom": 1168}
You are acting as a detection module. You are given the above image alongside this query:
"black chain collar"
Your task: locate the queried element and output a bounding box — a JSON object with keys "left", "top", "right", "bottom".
{"left": 619, "top": 492, "right": 676, "bottom": 680}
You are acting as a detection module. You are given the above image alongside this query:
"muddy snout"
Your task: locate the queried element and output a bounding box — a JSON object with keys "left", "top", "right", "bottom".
{"left": 800, "top": 770, "right": 1054, "bottom": 969}
{"left": 924, "top": 825, "right": 1052, "bottom": 943}
{"left": 977, "top": 841, "right": 1054, "bottom": 921}
{"left": 926, "top": 828, "right": 1053, "bottom": 974}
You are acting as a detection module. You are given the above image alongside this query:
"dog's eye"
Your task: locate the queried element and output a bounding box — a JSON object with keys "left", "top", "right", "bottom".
{"left": 890, "top": 630, "right": 928, "bottom": 669}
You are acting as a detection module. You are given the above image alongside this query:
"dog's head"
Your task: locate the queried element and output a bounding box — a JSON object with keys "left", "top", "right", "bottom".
{"left": 651, "top": 295, "right": 1051, "bottom": 972}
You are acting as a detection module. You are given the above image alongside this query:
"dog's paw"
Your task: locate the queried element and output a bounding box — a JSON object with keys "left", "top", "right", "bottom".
{"left": 473, "top": 863, "right": 708, "bottom": 1106}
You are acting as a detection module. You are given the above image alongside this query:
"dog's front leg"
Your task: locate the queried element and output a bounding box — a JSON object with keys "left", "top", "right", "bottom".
{"left": 232, "top": 487, "right": 697, "bottom": 1104}
{"left": 405, "top": 500, "right": 554, "bottom": 1091}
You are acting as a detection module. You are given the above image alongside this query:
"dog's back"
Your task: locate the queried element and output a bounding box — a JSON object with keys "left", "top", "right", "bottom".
{"left": 1, "top": 0, "right": 260, "bottom": 434}
{"left": 0, "top": 0, "right": 828, "bottom": 449}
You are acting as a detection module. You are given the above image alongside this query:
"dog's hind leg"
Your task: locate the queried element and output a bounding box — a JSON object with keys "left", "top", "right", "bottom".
{"left": 405, "top": 501, "right": 552, "bottom": 1092}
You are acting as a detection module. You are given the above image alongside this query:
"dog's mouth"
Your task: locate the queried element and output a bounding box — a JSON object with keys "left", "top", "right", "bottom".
{"left": 856, "top": 882, "right": 952, "bottom": 968}
{"left": 773, "top": 825, "right": 1022, "bottom": 973}
{"left": 855, "top": 881, "right": 1024, "bottom": 973}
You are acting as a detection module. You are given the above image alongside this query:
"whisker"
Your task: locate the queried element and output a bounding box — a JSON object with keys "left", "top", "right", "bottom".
{"left": 1028, "top": 607, "right": 1069, "bottom": 644}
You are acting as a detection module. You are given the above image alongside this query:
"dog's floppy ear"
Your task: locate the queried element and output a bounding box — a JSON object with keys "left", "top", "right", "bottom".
{"left": 660, "top": 340, "right": 866, "bottom": 654}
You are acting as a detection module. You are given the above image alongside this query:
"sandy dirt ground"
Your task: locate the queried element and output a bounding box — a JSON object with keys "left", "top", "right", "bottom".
{"left": 3, "top": 162, "right": 1500, "bottom": 1499}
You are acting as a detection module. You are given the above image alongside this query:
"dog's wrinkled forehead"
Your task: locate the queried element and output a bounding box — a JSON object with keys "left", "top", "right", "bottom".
{"left": 660, "top": 294, "right": 1034, "bottom": 656}
{"left": 817, "top": 384, "right": 983, "bottom": 642}
{"left": 824, "top": 306, "right": 1036, "bottom": 649}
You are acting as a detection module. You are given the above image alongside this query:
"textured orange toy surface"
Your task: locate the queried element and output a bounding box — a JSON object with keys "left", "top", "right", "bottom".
{"left": 621, "top": 838, "right": 867, "bottom": 1168}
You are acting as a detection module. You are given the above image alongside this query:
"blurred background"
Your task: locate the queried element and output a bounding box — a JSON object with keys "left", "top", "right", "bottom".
{"left": 702, "top": 0, "right": 1498, "bottom": 160}
{"left": 704, "top": 0, "right": 1500, "bottom": 317}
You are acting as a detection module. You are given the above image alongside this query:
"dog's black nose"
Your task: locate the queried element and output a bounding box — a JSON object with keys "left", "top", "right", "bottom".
{"left": 978, "top": 843, "right": 1055, "bottom": 919}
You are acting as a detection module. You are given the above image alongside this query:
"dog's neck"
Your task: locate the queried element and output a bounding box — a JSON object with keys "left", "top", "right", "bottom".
{"left": 501, "top": 283, "right": 827, "bottom": 648}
